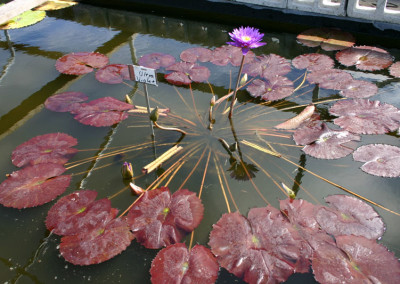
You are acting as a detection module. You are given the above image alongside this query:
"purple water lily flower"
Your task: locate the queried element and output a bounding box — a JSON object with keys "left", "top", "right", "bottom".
{"left": 227, "top": 26, "right": 266, "bottom": 55}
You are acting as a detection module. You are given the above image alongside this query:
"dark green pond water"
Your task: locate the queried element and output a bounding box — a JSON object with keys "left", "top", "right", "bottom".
{"left": 1, "top": 3, "right": 400, "bottom": 283}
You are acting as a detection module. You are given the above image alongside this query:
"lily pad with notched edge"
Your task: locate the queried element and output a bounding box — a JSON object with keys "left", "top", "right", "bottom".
{"left": 127, "top": 187, "right": 204, "bottom": 249}
{"left": 247, "top": 77, "right": 294, "bottom": 101}
{"left": 243, "top": 54, "right": 291, "bottom": 78}
{"left": 292, "top": 53, "right": 334, "bottom": 72}
{"left": 329, "top": 99, "right": 400, "bottom": 134}
{"left": 389, "top": 61, "right": 400, "bottom": 77}
{"left": 307, "top": 69, "right": 353, "bottom": 90}
{"left": 335, "top": 46, "right": 393, "bottom": 71}
{"left": 353, "top": 144, "right": 400, "bottom": 177}
{"left": 138, "top": 53, "right": 176, "bottom": 69}
{"left": 313, "top": 236, "right": 400, "bottom": 284}
{"left": 338, "top": 79, "right": 378, "bottom": 98}
{"left": 11, "top": 133, "right": 78, "bottom": 167}
{"left": 210, "top": 45, "right": 255, "bottom": 66}
{"left": 46, "top": 190, "right": 117, "bottom": 236}
{"left": 165, "top": 62, "right": 210, "bottom": 85}
{"left": 180, "top": 47, "right": 212, "bottom": 63}
{"left": 45, "top": 92, "right": 88, "bottom": 112}
{"left": 59, "top": 216, "right": 134, "bottom": 265}
{"left": 95, "top": 64, "right": 130, "bottom": 84}
{"left": 0, "top": 163, "right": 71, "bottom": 209}
{"left": 209, "top": 207, "right": 311, "bottom": 284}
{"left": 316, "top": 195, "right": 385, "bottom": 239}
{"left": 72, "top": 97, "right": 133, "bottom": 127}
{"left": 55, "top": 52, "right": 109, "bottom": 75}
{"left": 150, "top": 244, "right": 219, "bottom": 284}
{"left": 295, "top": 123, "right": 361, "bottom": 159}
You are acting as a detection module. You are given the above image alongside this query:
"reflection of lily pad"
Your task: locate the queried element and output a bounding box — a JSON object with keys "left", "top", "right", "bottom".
{"left": 247, "top": 77, "right": 294, "bottom": 101}
{"left": 316, "top": 195, "right": 385, "bottom": 239}
{"left": 353, "top": 144, "right": 400, "bottom": 177}
{"left": 95, "top": 64, "right": 130, "bottom": 84}
{"left": 73, "top": 97, "right": 133, "bottom": 127}
{"left": 297, "top": 28, "right": 355, "bottom": 51}
{"left": 12, "top": 133, "right": 78, "bottom": 167}
{"left": 329, "top": 99, "right": 400, "bottom": 134}
{"left": 150, "top": 244, "right": 219, "bottom": 284}
{"left": 0, "top": 9, "right": 46, "bottom": 30}
{"left": 336, "top": 46, "right": 393, "bottom": 71}
{"left": 55, "top": 52, "right": 109, "bottom": 75}
{"left": 0, "top": 163, "right": 71, "bottom": 209}
{"left": 45, "top": 91, "right": 88, "bottom": 112}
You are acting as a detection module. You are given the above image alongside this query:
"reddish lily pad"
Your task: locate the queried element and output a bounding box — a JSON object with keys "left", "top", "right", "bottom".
{"left": 138, "top": 53, "right": 176, "bottom": 69}
{"left": 0, "top": 163, "right": 71, "bottom": 209}
{"left": 95, "top": 64, "right": 130, "bottom": 84}
{"left": 243, "top": 54, "right": 291, "bottom": 78}
{"left": 313, "top": 236, "right": 400, "bottom": 284}
{"left": 73, "top": 97, "right": 133, "bottom": 127}
{"left": 295, "top": 123, "right": 361, "bottom": 159}
{"left": 209, "top": 207, "right": 310, "bottom": 284}
{"left": 279, "top": 199, "right": 336, "bottom": 250}
{"left": 389, "top": 61, "right": 400, "bottom": 77}
{"left": 127, "top": 187, "right": 204, "bottom": 249}
{"left": 210, "top": 45, "right": 254, "bottom": 66}
{"left": 297, "top": 28, "right": 355, "bottom": 51}
{"left": 329, "top": 99, "right": 400, "bottom": 134}
{"left": 46, "top": 190, "right": 117, "bottom": 236}
{"left": 338, "top": 79, "right": 378, "bottom": 98}
{"left": 150, "top": 243, "right": 219, "bottom": 284}
{"left": 307, "top": 69, "right": 353, "bottom": 90}
{"left": 247, "top": 77, "right": 294, "bottom": 101}
{"left": 55, "top": 52, "right": 109, "bottom": 75}
{"left": 60, "top": 216, "right": 134, "bottom": 265}
{"left": 45, "top": 92, "right": 88, "bottom": 113}
{"left": 292, "top": 53, "right": 334, "bottom": 72}
{"left": 353, "top": 144, "right": 400, "bottom": 177}
{"left": 11, "top": 133, "right": 78, "bottom": 168}
{"left": 335, "top": 46, "right": 393, "bottom": 71}
{"left": 165, "top": 62, "right": 210, "bottom": 85}
{"left": 180, "top": 47, "right": 212, "bottom": 63}
{"left": 316, "top": 195, "right": 385, "bottom": 239}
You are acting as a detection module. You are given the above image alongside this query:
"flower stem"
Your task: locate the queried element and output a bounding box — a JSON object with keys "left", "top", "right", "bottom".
{"left": 228, "top": 54, "right": 246, "bottom": 119}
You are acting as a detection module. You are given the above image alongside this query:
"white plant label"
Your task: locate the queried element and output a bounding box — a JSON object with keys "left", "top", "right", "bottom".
{"left": 129, "top": 65, "right": 157, "bottom": 86}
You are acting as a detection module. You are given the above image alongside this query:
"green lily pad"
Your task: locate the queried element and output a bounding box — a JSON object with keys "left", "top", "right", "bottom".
{"left": 0, "top": 9, "right": 46, "bottom": 30}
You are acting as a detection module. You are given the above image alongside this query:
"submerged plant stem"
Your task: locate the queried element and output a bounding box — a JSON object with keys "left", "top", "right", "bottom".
{"left": 153, "top": 121, "right": 187, "bottom": 136}
{"left": 228, "top": 54, "right": 246, "bottom": 119}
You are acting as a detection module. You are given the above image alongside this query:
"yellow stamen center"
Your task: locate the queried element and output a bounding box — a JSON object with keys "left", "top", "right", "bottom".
{"left": 242, "top": 35, "right": 251, "bottom": 42}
